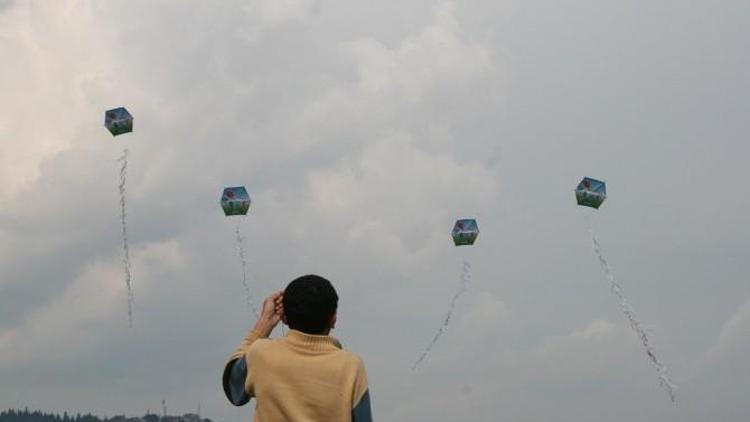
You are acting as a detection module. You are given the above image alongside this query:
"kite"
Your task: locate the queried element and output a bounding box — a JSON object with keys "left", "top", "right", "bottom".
{"left": 452, "top": 218, "right": 479, "bottom": 246}
{"left": 413, "top": 219, "right": 478, "bottom": 369}
{"left": 576, "top": 177, "right": 677, "bottom": 402}
{"left": 105, "top": 107, "right": 134, "bottom": 327}
{"left": 575, "top": 177, "right": 607, "bottom": 209}
{"left": 221, "top": 186, "right": 258, "bottom": 317}
{"left": 221, "top": 186, "right": 252, "bottom": 216}
{"left": 105, "top": 107, "right": 134, "bottom": 137}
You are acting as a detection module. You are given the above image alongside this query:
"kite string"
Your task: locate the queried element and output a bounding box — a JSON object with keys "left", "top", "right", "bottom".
{"left": 232, "top": 224, "right": 284, "bottom": 335}
{"left": 117, "top": 149, "right": 134, "bottom": 328}
{"left": 586, "top": 220, "right": 677, "bottom": 402}
{"left": 235, "top": 224, "right": 259, "bottom": 318}
{"left": 413, "top": 260, "right": 471, "bottom": 370}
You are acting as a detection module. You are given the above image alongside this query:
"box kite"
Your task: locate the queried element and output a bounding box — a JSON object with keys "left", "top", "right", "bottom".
{"left": 452, "top": 219, "right": 479, "bottom": 246}
{"left": 221, "top": 186, "right": 251, "bottom": 216}
{"left": 105, "top": 107, "right": 133, "bottom": 136}
{"left": 575, "top": 177, "right": 607, "bottom": 209}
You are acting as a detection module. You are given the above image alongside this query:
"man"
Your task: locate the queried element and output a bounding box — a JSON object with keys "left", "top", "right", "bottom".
{"left": 223, "top": 274, "right": 373, "bottom": 422}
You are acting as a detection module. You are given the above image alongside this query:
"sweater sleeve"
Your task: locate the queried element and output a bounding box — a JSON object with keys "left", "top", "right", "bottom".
{"left": 351, "top": 358, "right": 372, "bottom": 422}
{"left": 222, "top": 329, "right": 263, "bottom": 406}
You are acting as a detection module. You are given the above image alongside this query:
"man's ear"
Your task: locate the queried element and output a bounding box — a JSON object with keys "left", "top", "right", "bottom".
{"left": 329, "top": 312, "right": 337, "bottom": 329}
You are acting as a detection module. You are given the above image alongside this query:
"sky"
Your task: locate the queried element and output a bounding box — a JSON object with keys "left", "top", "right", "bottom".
{"left": 0, "top": 0, "right": 749, "bottom": 421}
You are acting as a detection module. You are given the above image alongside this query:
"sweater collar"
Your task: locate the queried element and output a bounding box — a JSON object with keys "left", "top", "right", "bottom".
{"left": 285, "top": 329, "right": 342, "bottom": 350}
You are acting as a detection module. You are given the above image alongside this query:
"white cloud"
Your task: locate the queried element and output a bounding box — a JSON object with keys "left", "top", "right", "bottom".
{"left": 574, "top": 318, "right": 616, "bottom": 340}
{"left": 281, "top": 1, "right": 502, "bottom": 154}
{"left": 302, "top": 131, "right": 499, "bottom": 279}
{"left": 706, "top": 297, "right": 750, "bottom": 362}
{"left": 528, "top": 319, "right": 628, "bottom": 377}
{"left": 0, "top": 1, "right": 117, "bottom": 197}
{"left": 349, "top": 2, "right": 492, "bottom": 101}
{"left": 459, "top": 290, "right": 514, "bottom": 330}
{"left": 389, "top": 318, "right": 652, "bottom": 422}
{"left": 256, "top": 0, "right": 319, "bottom": 25}
{"left": 0, "top": 240, "right": 185, "bottom": 367}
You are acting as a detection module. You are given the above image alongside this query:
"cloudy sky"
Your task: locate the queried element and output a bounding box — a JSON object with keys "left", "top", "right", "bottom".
{"left": 1, "top": 0, "right": 749, "bottom": 421}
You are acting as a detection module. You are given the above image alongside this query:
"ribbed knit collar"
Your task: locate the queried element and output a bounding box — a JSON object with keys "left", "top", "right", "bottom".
{"left": 284, "top": 329, "right": 342, "bottom": 351}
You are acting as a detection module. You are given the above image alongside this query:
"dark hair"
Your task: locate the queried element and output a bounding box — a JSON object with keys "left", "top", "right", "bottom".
{"left": 283, "top": 275, "right": 338, "bottom": 334}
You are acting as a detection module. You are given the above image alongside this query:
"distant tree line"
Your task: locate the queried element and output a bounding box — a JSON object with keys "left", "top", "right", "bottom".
{"left": 0, "top": 409, "right": 210, "bottom": 422}
{"left": 0, "top": 408, "right": 103, "bottom": 422}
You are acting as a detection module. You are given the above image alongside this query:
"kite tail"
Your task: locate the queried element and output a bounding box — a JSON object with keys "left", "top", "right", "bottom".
{"left": 413, "top": 260, "right": 471, "bottom": 370}
{"left": 235, "top": 224, "right": 259, "bottom": 318}
{"left": 117, "top": 149, "right": 134, "bottom": 328}
{"left": 587, "top": 223, "right": 677, "bottom": 402}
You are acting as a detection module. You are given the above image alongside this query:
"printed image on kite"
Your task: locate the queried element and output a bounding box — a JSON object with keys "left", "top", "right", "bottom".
{"left": 221, "top": 186, "right": 251, "bottom": 216}
{"left": 575, "top": 177, "right": 607, "bottom": 209}
{"left": 105, "top": 107, "right": 133, "bottom": 137}
{"left": 451, "top": 218, "right": 479, "bottom": 246}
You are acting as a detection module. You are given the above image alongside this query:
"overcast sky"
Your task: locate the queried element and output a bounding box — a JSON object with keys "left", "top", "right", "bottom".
{"left": 1, "top": 1, "right": 749, "bottom": 421}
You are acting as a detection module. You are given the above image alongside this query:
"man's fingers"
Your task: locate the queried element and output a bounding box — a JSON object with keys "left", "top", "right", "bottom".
{"left": 266, "top": 291, "right": 283, "bottom": 304}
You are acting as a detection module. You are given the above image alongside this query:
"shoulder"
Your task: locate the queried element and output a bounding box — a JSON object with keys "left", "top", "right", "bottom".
{"left": 341, "top": 350, "right": 369, "bottom": 405}
{"left": 336, "top": 349, "right": 367, "bottom": 373}
{"left": 246, "top": 338, "right": 275, "bottom": 360}
{"left": 340, "top": 349, "right": 364, "bottom": 364}
{"left": 249, "top": 337, "right": 272, "bottom": 349}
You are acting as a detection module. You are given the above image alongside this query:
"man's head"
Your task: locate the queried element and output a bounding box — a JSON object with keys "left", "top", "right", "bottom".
{"left": 282, "top": 274, "right": 338, "bottom": 335}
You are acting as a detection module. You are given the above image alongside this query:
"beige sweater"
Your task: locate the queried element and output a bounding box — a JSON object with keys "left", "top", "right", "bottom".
{"left": 223, "top": 329, "right": 372, "bottom": 422}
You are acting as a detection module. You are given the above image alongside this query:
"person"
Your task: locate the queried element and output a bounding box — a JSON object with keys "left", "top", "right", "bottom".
{"left": 223, "top": 274, "right": 373, "bottom": 422}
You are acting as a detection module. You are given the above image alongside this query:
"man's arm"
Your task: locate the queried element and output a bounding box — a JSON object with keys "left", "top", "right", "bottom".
{"left": 222, "top": 292, "right": 284, "bottom": 406}
{"left": 351, "top": 358, "right": 373, "bottom": 422}
{"left": 352, "top": 391, "right": 372, "bottom": 422}
{"left": 222, "top": 329, "right": 262, "bottom": 406}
